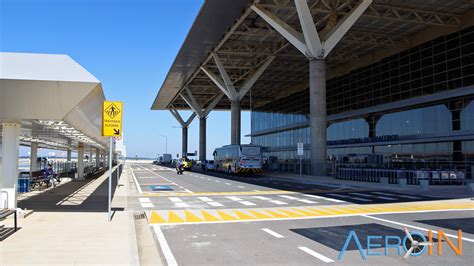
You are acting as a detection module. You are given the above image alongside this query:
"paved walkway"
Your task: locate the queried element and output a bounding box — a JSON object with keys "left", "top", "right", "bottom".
{"left": 0, "top": 164, "right": 140, "bottom": 265}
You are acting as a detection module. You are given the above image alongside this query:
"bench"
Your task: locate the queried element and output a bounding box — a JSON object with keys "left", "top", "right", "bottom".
{"left": 30, "top": 171, "right": 61, "bottom": 189}
{"left": 0, "top": 209, "right": 17, "bottom": 231}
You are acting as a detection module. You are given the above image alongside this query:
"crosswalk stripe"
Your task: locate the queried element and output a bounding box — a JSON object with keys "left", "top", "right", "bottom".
{"left": 139, "top": 197, "right": 151, "bottom": 203}
{"left": 297, "top": 199, "right": 316, "bottom": 204}
{"left": 239, "top": 201, "right": 256, "bottom": 206}
{"left": 175, "top": 202, "right": 189, "bottom": 208}
{"left": 227, "top": 196, "right": 243, "bottom": 201}
{"left": 207, "top": 201, "right": 223, "bottom": 207}
{"left": 198, "top": 197, "right": 212, "bottom": 202}
{"left": 253, "top": 196, "right": 271, "bottom": 200}
{"left": 269, "top": 200, "right": 288, "bottom": 205}
{"left": 279, "top": 195, "right": 299, "bottom": 200}
{"left": 278, "top": 209, "right": 305, "bottom": 217}
{"left": 168, "top": 197, "right": 182, "bottom": 203}
{"left": 141, "top": 202, "right": 155, "bottom": 208}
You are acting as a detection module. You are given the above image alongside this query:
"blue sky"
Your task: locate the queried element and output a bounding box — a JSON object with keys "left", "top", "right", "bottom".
{"left": 1, "top": 0, "right": 250, "bottom": 159}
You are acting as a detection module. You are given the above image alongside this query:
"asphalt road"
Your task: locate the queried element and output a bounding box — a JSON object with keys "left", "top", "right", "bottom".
{"left": 128, "top": 162, "right": 474, "bottom": 265}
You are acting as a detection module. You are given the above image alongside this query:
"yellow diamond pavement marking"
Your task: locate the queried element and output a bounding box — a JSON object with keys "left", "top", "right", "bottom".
{"left": 148, "top": 199, "right": 474, "bottom": 225}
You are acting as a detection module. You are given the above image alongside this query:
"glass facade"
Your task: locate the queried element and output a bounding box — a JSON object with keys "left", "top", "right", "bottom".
{"left": 252, "top": 27, "right": 474, "bottom": 177}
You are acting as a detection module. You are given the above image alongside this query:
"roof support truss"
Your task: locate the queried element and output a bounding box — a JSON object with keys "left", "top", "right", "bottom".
{"left": 201, "top": 53, "right": 275, "bottom": 102}
{"left": 252, "top": 0, "right": 372, "bottom": 59}
{"left": 169, "top": 108, "right": 196, "bottom": 127}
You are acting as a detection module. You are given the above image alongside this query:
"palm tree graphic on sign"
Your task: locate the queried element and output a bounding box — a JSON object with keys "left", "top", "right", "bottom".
{"left": 105, "top": 103, "right": 120, "bottom": 118}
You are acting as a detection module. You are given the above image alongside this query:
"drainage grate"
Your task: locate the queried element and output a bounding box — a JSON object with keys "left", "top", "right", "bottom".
{"left": 134, "top": 211, "right": 146, "bottom": 220}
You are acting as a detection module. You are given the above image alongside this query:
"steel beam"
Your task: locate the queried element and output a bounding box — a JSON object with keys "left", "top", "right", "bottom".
{"left": 324, "top": 0, "right": 373, "bottom": 57}
{"left": 251, "top": 4, "right": 308, "bottom": 56}
{"left": 238, "top": 56, "right": 276, "bottom": 100}
{"left": 294, "top": 0, "right": 323, "bottom": 58}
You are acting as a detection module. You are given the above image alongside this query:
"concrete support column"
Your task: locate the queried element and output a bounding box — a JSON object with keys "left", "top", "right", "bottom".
{"left": 66, "top": 149, "right": 72, "bottom": 162}
{"left": 77, "top": 143, "right": 84, "bottom": 180}
{"left": 199, "top": 117, "right": 206, "bottom": 161}
{"left": 309, "top": 59, "right": 327, "bottom": 176}
{"left": 231, "top": 101, "right": 241, "bottom": 145}
{"left": 30, "top": 142, "right": 38, "bottom": 172}
{"left": 1, "top": 123, "right": 20, "bottom": 209}
{"left": 182, "top": 127, "right": 188, "bottom": 157}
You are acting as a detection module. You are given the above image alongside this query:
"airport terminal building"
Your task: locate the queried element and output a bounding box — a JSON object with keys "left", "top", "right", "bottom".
{"left": 152, "top": 0, "right": 474, "bottom": 180}
{"left": 252, "top": 27, "right": 474, "bottom": 176}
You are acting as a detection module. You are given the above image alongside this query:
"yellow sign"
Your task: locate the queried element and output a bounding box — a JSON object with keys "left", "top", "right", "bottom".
{"left": 102, "top": 101, "right": 123, "bottom": 137}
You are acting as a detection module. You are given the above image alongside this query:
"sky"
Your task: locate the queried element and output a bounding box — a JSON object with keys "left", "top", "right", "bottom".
{"left": 1, "top": 0, "right": 251, "bottom": 159}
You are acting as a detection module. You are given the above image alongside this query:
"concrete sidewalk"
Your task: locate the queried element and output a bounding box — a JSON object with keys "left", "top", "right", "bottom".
{"left": 0, "top": 164, "right": 140, "bottom": 265}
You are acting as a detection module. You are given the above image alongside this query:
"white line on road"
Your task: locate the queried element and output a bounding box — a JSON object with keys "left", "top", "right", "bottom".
{"left": 227, "top": 196, "right": 243, "bottom": 201}
{"left": 362, "top": 215, "right": 474, "bottom": 243}
{"left": 130, "top": 168, "right": 143, "bottom": 194}
{"left": 138, "top": 198, "right": 151, "bottom": 203}
{"left": 279, "top": 195, "right": 299, "bottom": 200}
{"left": 269, "top": 200, "right": 288, "bottom": 205}
{"left": 253, "top": 196, "right": 271, "bottom": 200}
{"left": 207, "top": 201, "right": 224, "bottom": 207}
{"left": 153, "top": 226, "right": 178, "bottom": 266}
{"left": 298, "top": 246, "right": 334, "bottom": 263}
{"left": 140, "top": 202, "right": 154, "bottom": 208}
{"left": 239, "top": 201, "right": 256, "bottom": 206}
{"left": 168, "top": 197, "right": 182, "bottom": 202}
{"left": 215, "top": 180, "right": 221, "bottom": 183}
{"left": 297, "top": 199, "right": 316, "bottom": 204}
{"left": 175, "top": 202, "right": 190, "bottom": 208}
{"left": 237, "top": 186, "right": 245, "bottom": 188}
{"left": 197, "top": 197, "right": 213, "bottom": 202}
{"left": 225, "top": 183, "right": 231, "bottom": 185}
{"left": 262, "top": 228, "right": 284, "bottom": 238}
{"left": 184, "top": 189, "right": 194, "bottom": 193}
{"left": 303, "top": 194, "right": 346, "bottom": 203}
{"left": 253, "top": 190, "right": 261, "bottom": 192}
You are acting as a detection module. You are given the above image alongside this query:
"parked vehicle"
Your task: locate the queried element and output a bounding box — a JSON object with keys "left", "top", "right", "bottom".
{"left": 181, "top": 157, "right": 193, "bottom": 170}
{"left": 213, "top": 144, "right": 263, "bottom": 174}
{"left": 204, "top": 160, "right": 215, "bottom": 171}
{"left": 161, "top": 154, "right": 172, "bottom": 165}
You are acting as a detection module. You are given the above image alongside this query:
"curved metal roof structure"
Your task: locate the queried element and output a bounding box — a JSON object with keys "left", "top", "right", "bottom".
{"left": 0, "top": 52, "right": 108, "bottom": 150}
{"left": 152, "top": 0, "right": 474, "bottom": 111}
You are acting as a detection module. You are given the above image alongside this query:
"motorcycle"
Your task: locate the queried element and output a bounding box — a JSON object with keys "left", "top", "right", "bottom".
{"left": 176, "top": 164, "right": 184, "bottom": 175}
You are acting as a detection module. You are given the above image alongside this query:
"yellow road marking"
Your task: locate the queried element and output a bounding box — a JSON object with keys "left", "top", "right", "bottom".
{"left": 217, "top": 210, "right": 238, "bottom": 221}
{"left": 201, "top": 210, "right": 220, "bottom": 221}
{"left": 184, "top": 210, "right": 202, "bottom": 222}
{"left": 150, "top": 211, "right": 166, "bottom": 223}
{"left": 148, "top": 199, "right": 474, "bottom": 225}
{"left": 168, "top": 210, "right": 184, "bottom": 223}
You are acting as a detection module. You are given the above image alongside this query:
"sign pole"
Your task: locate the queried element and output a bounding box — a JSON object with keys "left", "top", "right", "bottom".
{"left": 300, "top": 155, "right": 302, "bottom": 176}
{"left": 108, "top": 137, "right": 112, "bottom": 221}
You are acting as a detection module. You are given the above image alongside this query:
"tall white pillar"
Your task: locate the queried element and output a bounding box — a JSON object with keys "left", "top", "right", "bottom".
{"left": 1, "top": 123, "right": 20, "bottom": 209}
{"left": 30, "top": 142, "right": 38, "bottom": 172}
{"left": 77, "top": 143, "right": 84, "bottom": 180}
{"left": 309, "top": 59, "right": 327, "bottom": 176}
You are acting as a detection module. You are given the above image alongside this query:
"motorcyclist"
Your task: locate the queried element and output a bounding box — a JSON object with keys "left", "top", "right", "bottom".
{"left": 176, "top": 159, "right": 184, "bottom": 174}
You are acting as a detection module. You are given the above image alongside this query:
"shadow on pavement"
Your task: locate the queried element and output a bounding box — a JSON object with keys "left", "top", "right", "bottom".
{"left": 18, "top": 165, "right": 123, "bottom": 212}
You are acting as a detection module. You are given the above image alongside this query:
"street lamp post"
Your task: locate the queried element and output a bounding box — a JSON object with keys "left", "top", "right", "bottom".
{"left": 160, "top": 134, "right": 168, "bottom": 154}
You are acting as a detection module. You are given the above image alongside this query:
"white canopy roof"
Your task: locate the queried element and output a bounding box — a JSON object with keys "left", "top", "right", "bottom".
{"left": 0, "top": 52, "right": 108, "bottom": 149}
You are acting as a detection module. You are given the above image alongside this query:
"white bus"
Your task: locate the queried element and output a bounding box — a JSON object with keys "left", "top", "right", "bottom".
{"left": 213, "top": 144, "right": 263, "bottom": 174}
